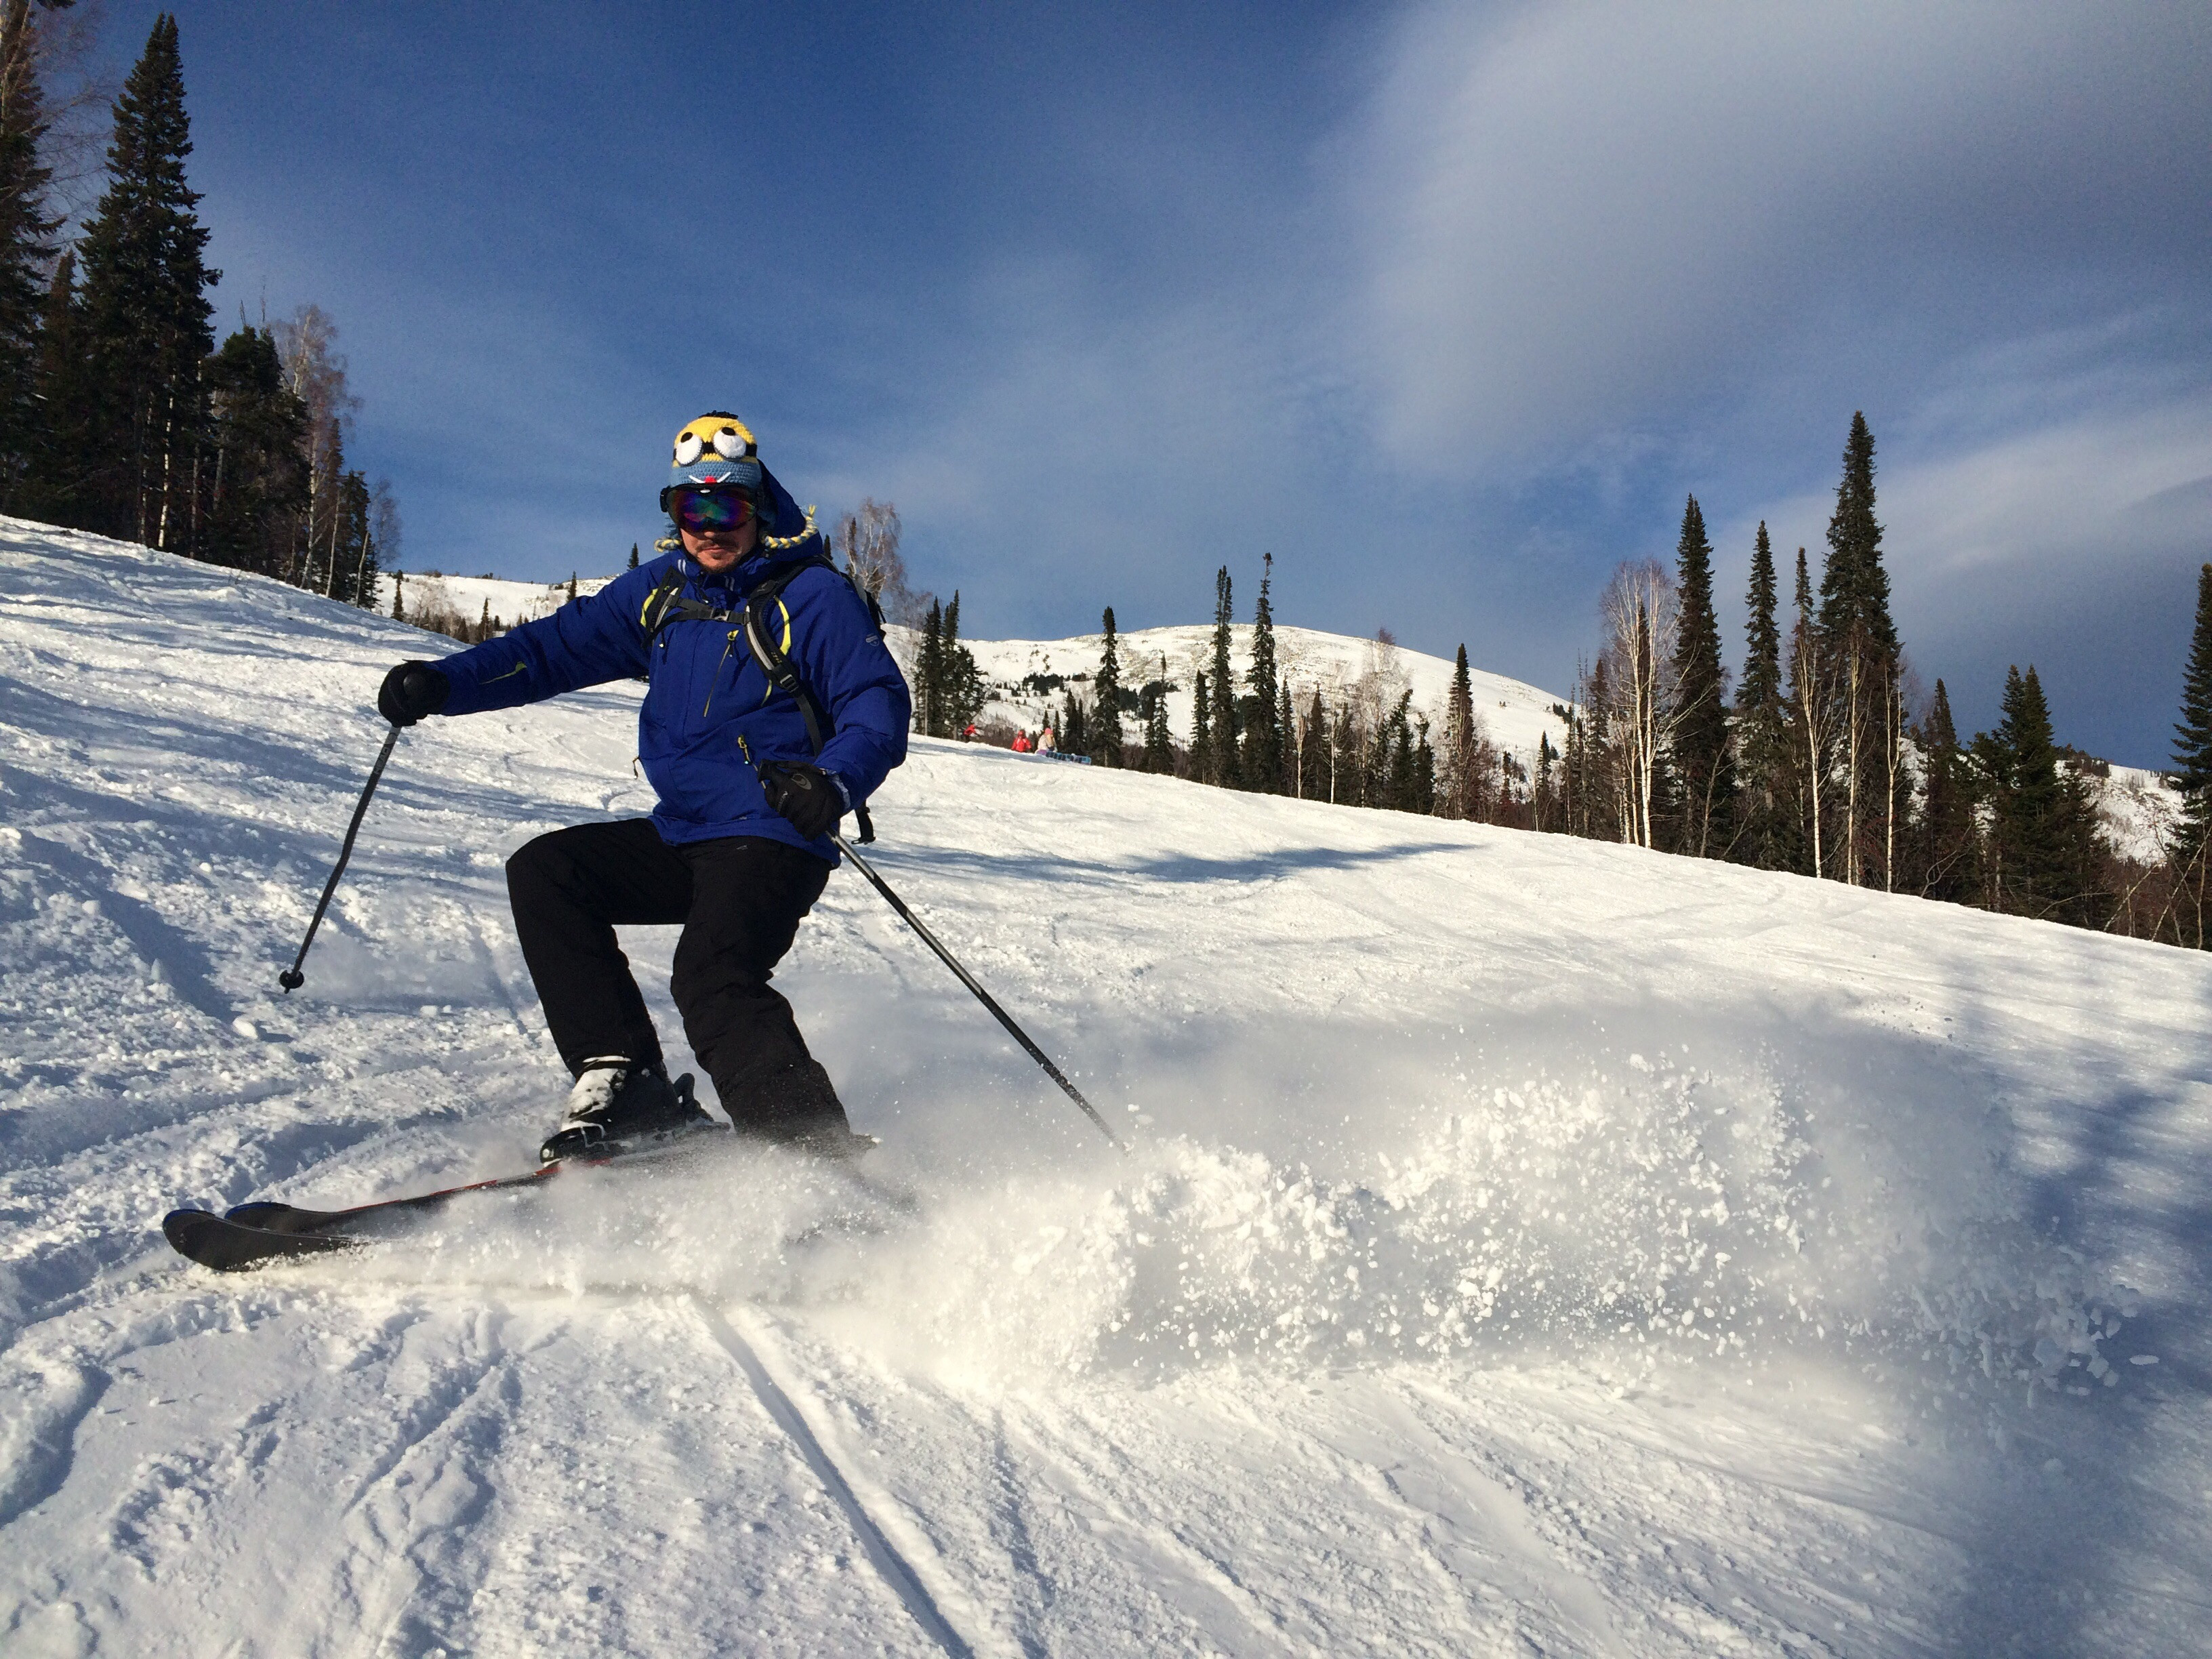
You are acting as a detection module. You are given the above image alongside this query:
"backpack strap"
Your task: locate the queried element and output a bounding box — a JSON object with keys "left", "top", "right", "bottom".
{"left": 739, "top": 556, "right": 878, "bottom": 844}
{"left": 640, "top": 566, "right": 734, "bottom": 641}
{"left": 639, "top": 553, "right": 883, "bottom": 842}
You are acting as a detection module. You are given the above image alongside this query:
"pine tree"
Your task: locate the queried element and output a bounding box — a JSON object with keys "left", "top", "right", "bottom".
{"left": 1915, "top": 678, "right": 1978, "bottom": 903}
{"left": 0, "top": 0, "right": 54, "bottom": 506}
{"left": 1668, "top": 495, "right": 1733, "bottom": 857}
{"left": 1302, "top": 688, "right": 1328, "bottom": 799}
{"left": 1092, "top": 606, "right": 1124, "bottom": 765}
{"left": 1139, "top": 654, "right": 1174, "bottom": 773}
{"left": 1412, "top": 716, "right": 1436, "bottom": 815}
{"left": 2169, "top": 563, "right": 2212, "bottom": 865}
{"left": 1208, "top": 565, "right": 1237, "bottom": 787}
{"left": 628, "top": 541, "right": 639, "bottom": 570}
{"left": 916, "top": 598, "right": 943, "bottom": 735}
{"left": 1382, "top": 690, "right": 1416, "bottom": 811}
{"left": 1981, "top": 665, "right": 2076, "bottom": 920}
{"left": 68, "top": 14, "right": 217, "bottom": 546}
{"left": 1059, "top": 684, "right": 1087, "bottom": 758}
{"left": 200, "top": 325, "right": 308, "bottom": 575}
{"left": 1532, "top": 731, "right": 1559, "bottom": 831}
{"left": 1816, "top": 413, "right": 1905, "bottom": 886}
{"left": 1733, "top": 522, "right": 1793, "bottom": 868}
{"left": 1189, "top": 670, "right": 1210, "bottom": 780}
{"left": 1438, "top": 644, "right": 1477, "bottom": 817}
{"left": 939, "top": 590, "right": 982, "bottom": 735}
{"left": 1244, "top": 553, "right": 1281, "bottom": 792}
{"left": 390, "top": 567, "right": 404, "bottom": 619}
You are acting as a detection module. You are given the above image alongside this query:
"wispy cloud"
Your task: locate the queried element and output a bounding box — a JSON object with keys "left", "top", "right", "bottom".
{"left": 1347, "top": 1, "right": 2212, "bottom": 471}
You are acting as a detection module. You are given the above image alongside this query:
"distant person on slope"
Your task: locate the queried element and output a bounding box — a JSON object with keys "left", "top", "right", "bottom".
{"left": 374, "top": 413, "right": 910, "bottom": 1164}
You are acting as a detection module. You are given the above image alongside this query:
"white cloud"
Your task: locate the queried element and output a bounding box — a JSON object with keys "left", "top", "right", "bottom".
{"left": 1349, "top": 0, "right": 2212, "bottom": 472}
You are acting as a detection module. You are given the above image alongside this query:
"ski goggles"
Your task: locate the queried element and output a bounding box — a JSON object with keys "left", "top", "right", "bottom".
{"left": 668, "top": 486, "right": 757, "bottom": 536}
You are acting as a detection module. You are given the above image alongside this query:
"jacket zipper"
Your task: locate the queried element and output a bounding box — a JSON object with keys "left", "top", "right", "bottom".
{"left": 703, "top": 628, "right": 741, "bottom": 716}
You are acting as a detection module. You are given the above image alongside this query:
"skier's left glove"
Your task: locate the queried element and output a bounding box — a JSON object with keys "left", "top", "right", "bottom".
{"left": 758, "top": 761, "right": 847, "bottom": 839}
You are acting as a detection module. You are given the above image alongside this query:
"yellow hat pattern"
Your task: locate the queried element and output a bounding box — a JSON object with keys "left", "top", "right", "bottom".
{"left": 672, "top": 415, "right": 756, "bottom": 466}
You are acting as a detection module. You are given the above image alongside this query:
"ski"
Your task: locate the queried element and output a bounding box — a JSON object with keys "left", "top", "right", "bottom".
{"left": 163, "top": 1123, "right": 735, "bottom": 1273}
{"left": 162, "top": 1122, "right": 890, "bottom": 1274}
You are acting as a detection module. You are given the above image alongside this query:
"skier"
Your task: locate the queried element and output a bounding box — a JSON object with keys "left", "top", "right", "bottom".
{"left": 375, "top": 413, "right": 910, "bottom": 1163}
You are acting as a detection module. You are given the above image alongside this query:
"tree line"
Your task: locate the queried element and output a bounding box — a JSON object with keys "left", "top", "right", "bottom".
{"left": 0, "top": 9, "right": 396, "bottom": 602}
{"left": 1551, "top": 411, "right": 2212, "bottom": 946}
{"left": 1047, "top": 411, "right": 2211, "bottom": 949}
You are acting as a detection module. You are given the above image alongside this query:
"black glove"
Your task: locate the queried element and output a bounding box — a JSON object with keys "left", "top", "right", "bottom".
{"left": 377, "top": 661, "right": 449, "bottom": 726}
{"left": 758, "top": 761, "right": 845, "bottom": 839}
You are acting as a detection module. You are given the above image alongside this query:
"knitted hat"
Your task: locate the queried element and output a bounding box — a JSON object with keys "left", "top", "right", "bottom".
{"left": 660, "top": 412, "right": 762, "bottom": 512}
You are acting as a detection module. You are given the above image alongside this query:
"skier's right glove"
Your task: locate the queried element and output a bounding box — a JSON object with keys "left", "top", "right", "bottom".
{"left": 377, "top": 661, "right": 449, "bottom": 726}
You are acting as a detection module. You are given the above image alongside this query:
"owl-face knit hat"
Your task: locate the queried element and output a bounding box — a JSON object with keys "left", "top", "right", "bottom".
{"left": 659, "top": 412, "right": 761, "bottom": 510}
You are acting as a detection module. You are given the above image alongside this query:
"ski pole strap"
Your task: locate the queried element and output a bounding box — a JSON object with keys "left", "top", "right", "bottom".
{"left": 832, "top": 834, "right": 1124, "bottom": 1151}
{"left": 281, "top": 721, "right": 401, "bottom": 993}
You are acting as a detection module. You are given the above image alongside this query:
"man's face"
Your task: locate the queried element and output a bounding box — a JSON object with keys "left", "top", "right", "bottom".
{"left": 681, "top": 514, "right": 758, "bottom": 573}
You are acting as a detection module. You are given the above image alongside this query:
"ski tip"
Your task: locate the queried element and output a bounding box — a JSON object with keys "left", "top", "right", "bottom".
{"left": 163, "top": 1207, "right": 363, "bottom": 1273}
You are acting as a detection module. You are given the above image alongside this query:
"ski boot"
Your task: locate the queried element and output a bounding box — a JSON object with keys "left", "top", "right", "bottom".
{"left": 539, "top": 1058, "right": 714, "bottom": 1165}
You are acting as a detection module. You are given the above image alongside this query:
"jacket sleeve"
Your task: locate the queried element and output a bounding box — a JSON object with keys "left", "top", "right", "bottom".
{"left": 434, "top": 563, "right": 663, "bottom": 717}
{"left": 781, "top": 568, "right": 912, "bottom": 800}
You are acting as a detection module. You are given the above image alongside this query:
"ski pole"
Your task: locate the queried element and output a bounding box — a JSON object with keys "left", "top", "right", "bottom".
{"left": 279, "top": 722, "right": 401, "bottom": 994}
{"left": 832, "top": 832, "right": 1126, "bottom": 1152}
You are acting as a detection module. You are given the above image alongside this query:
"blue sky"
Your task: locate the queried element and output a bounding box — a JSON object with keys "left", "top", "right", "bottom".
{"left": 87, "top": 2, "right": 2212, "bottom": 765}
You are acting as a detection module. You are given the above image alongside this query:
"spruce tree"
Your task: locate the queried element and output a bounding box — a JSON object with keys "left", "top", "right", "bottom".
{"left": 1734, "top": 522, "right": 1793, "bottom": 868}
{"left": 19, "top": 243, "right": 84, "bottom": 517}
{"left": 1092, "top": 606, "right": 1124, "bottom": 765}
{"left": 1303, "top": 688, "right": 1328, "bottom": 799}
{"left": 1244, "top": 553, "right": 1281, "bottom": 792}
{"left": 1059, "top": 685, "right": 1087, "bottom": 758}
{"left": 1915, "top": 678, "right": 1978, "bottom": 903}
{"left": 200, "top": 325, "right": 308, "bottom": 575}
{"left": 1382, "top": 690, "right": 1416, "bottom": 810}
{"left": 939, "top": 590, "right": 981, "bottom": 735}
{"left": 628, "top": 541, "right": 639, "bottom": 570}
{"left": 0, "top": 0, "right": 54, "bottom": 506}
{"left": 916, "top": 598, "right": 943, "bottom": 735}
{"left": 1669, "top": 494, "right": 1733, "bottom": 857}
{"left": 1208, "top": 565, "right": 1237, "bottom": 787}
{"left": 1439, "top": 644, "right": 1477, "bottom": 817}
{"left": 1982, "top": 665, "right": 2068, "bottom": 918}
{"left": 390, "top": 567, "right": 404, "bottom": 619}
{"left": 69, "top": 14, "right": 217, "bottom": 545}
{"left": 2169, "top": 562, "right": 2212, "bottom": 863}
{"left": 1189, "top": 671, "right": 1210, "bottom": 780}
{"left": 1140, "top": 655, "right": 1173, "bottom": 773}
{"left": 1816, "top": 413, "right": 1904, "bottom": 886}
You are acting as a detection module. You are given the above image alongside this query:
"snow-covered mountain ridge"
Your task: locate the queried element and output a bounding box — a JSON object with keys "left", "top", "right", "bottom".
{"left": 6, "top": 518, "right": 2207, "bottom": 1654}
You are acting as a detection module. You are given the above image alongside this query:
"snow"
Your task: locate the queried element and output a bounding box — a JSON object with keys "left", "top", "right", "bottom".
{"left": 372, "top": 570, "right": 616, "bottom": 632}
{"left": 4, "top": 516, "right": 2211, "bottom": 1655}
{"left": 920, "top": 621, "right": 1571, "bottom": 762}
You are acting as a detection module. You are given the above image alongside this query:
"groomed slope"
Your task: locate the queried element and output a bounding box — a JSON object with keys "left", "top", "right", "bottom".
{"left": 3, "top": 518, "right": 2209, "bottom": 1656}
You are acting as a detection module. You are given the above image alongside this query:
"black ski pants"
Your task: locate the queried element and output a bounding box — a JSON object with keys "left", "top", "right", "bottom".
{"left": 504, "top": 819, "right": 846, "bottom": 1134}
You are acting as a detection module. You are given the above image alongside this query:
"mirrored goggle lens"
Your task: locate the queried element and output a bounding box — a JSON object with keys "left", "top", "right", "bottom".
{"left": 672, "top": 489, "right": 754, "bottom": 533}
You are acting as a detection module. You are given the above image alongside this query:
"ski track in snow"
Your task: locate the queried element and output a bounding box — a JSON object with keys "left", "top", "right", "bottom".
{"left": 4, "top": 520, "right": 2212, "bottom": 1655}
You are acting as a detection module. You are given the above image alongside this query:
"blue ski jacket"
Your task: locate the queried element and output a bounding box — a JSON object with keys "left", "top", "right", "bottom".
{"left": 430, "top": 469, "right": 910, "bottom": 863}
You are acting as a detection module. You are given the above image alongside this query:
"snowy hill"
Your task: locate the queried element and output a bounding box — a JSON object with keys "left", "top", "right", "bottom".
{"left": 372, "top": 569, "right": 617, "bottom": 632}
{"left": 3, "top": 516, "right": 2209, "bottom": 1655}
{"left": 930, "top": 623, "right": 1570, "bottom": 760}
